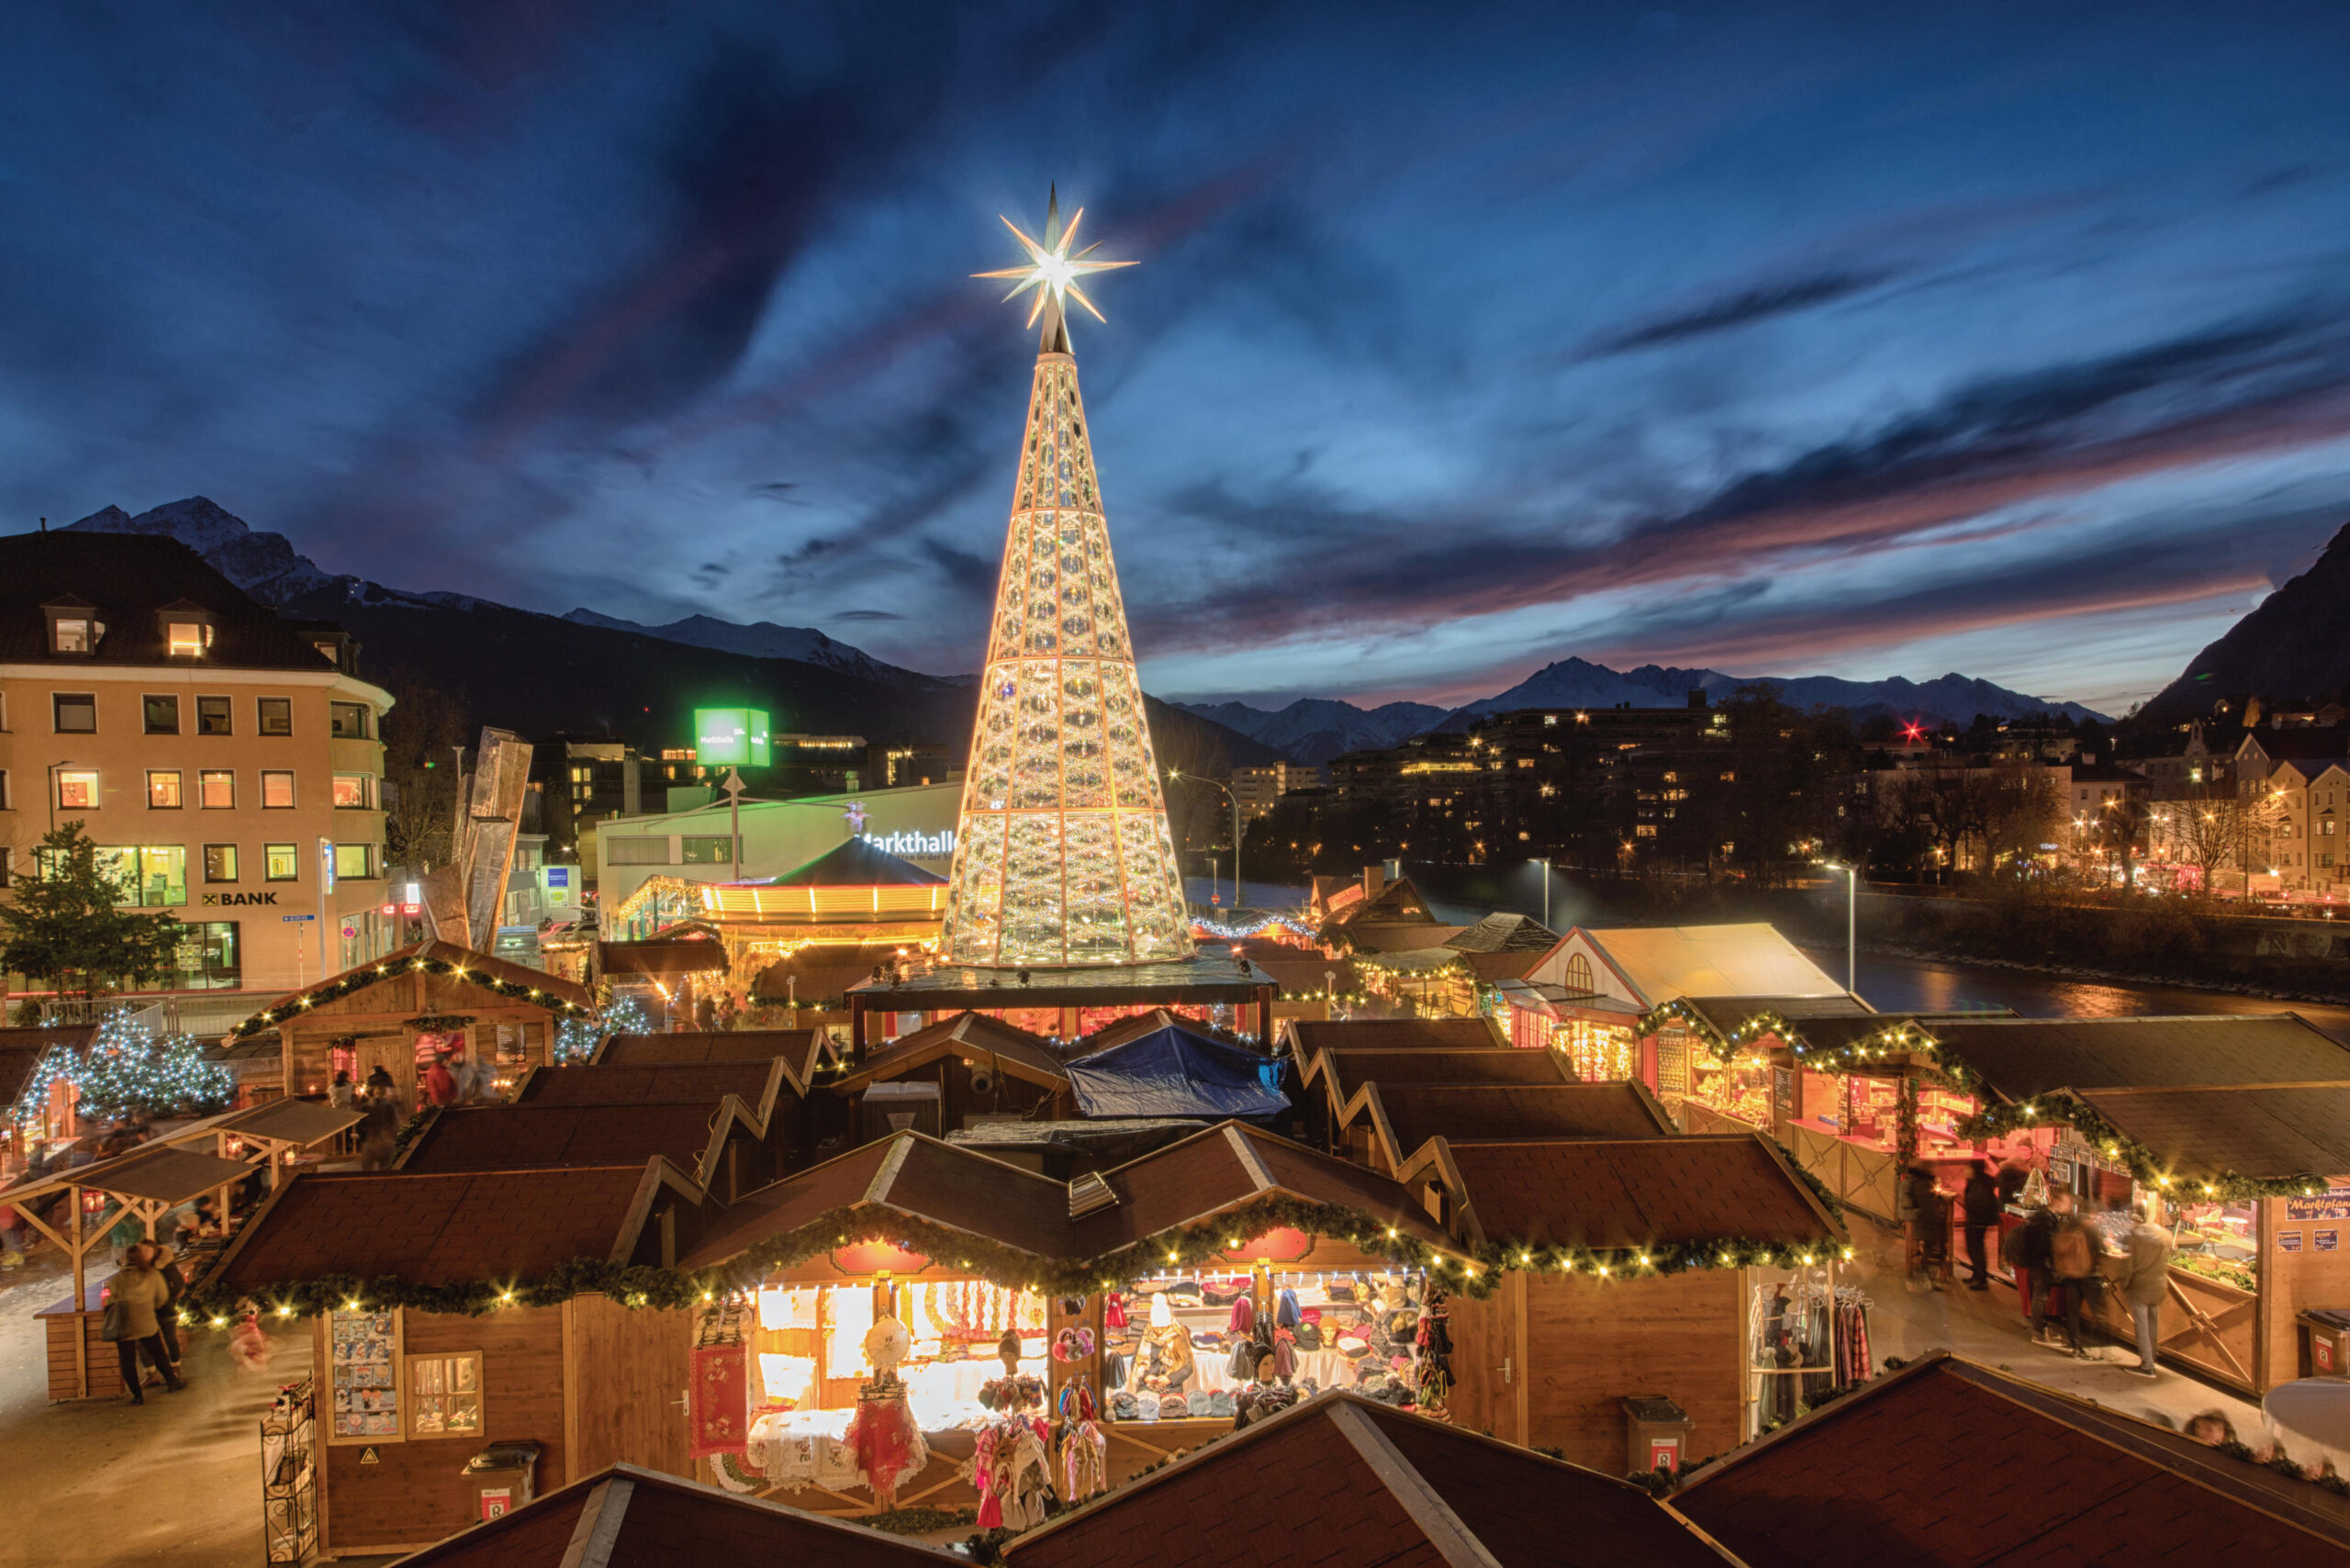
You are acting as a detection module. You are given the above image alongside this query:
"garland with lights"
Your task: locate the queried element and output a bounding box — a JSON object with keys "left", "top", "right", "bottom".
{"left": 229, "top": 953, "right": 591, "bottom": 1040}
{"left": 1189, "top": 914, "right": 1318, "bottom": 942}
{"left": 1953, "top": 1092, "right": 2336, "bottom": 1203}
{"left": 403, "top": 1014, "right": 476, "bottom": 1034}
{"left": 188, "top": 1170, "right": 1848, "bottom": 1324}
{"left": 14, "top": 1010, "right": 235, "bottom": 1126}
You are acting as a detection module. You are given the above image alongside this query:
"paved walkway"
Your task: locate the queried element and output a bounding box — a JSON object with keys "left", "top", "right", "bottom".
{"left": 0, "top": 1248, "right": 316, "bottom": 1568}
{"left": 1841, "top": 1212, "right": 2268, "bottom": 1438}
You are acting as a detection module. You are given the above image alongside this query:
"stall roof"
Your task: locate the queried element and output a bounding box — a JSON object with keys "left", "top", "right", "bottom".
{"left": 0, "top": 1143, "right": 257, "bottom": 1206}
{"left": 1673, "top": 1351, "right": 2350, "bottom": 1562}
{"left": 1310, "top": 1047, "right": 1574, "bottom": 1110}
{"left": 1005, "top": 1391, "right": 1729, "bottom": 1568}
{"left": 849, "top": 953, "right": 1272, "bottom": 1011}
{"left": 211, "top": 1162, "right": 689, "bottom": 1291}
{"left": 1402, "top": 1135, "right": 1841, "bottom": 1253}
{"left": 763, "top": 835, "right": 949, "bottom": 888}
{"left": 203, "top": 1098, "right": 366, "bottom": 1148}
{"left": 596, "top": 937, "right": 731, "bottom": 976}
{"left": 681, "top": 1133, "right": 1072, "bottom": 1271}
{"left": 945, "top": 1119, "right": 1206, "bottom": 1158}
{"left": 388, "top": 1463, "right": 954, "bottom": 1567}
{"left": 1353, "top": 946, "right": 1466, "bottom": 975}
{"left": 834, "top": 1010, "right": 1069, "bottom": 1093}
{"left": 1923, "top": 1014, "right": 2350, "bottom": 1102}
{"left": 1071, "top": 1123, "right": 1451, "bottom": 1256}
{"left": 1339, "top": 1082, "right": 1675, "bottom": 1170}
{"left": 517, "top": 1060, "right": 792, "bottom": 1122}
{"left": 1444, "top": 912, "right": 1561, "bottom": 954}
{"left": 593, "top": 1029, "right": 830, "bottom": 1086}
{"left": 1673, "top": 994, "right": 1881, "bottom": 1036}
{"left": 241, "top": 939, "right": 593, "bottom": 1028}
{"left": 2071, "top": 1084, "right": 2350, "bottom": 1182}
{"left": 1074, "top": 1006, "right": 1254, "bottom": 1058}
{"left": 1577, "top": 924, "right": 1847, "bottom": 1006}
{"left": 1281, "top": 1018, "right": 1506, "bottom": 1058}
{"left": 1065, "top": 1025, "right": 1289, "bottom": 1120}
{"left": 396, "top": 1101, "right": 755, "bottom": 1184}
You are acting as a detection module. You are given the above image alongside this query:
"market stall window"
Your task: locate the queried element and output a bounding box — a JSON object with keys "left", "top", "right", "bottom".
{"left": 2170, "top": 1197, "right": 2258, "bottom": 1292}
{"left": 1102, "top": 1268, "right": 1426, "bottom": 1423}
{"left": 1748, "top": 1265, "right": 1870, "bottom": 1437}
{"left": 404, "top": 1351, "right": 483, "bottom": 1439}
{"left": 1554, "top": 1020, "right": 1634, "bottom": 1082}
{"left": 1687, "top": 1053, "right": 1774, "bottom": 1128}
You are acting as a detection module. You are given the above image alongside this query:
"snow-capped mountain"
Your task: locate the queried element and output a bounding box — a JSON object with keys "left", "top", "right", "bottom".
{"left": 67, "top": 498, "right": 340, "bottom": 604}
{"left": 1176, "top": 697, "right": 1449, "bottom": 767}
{"left": 561, "top": 609, "right": 928, "bottom": 688}
{"left": 1435, "top": 656, "right": 2107, "bottom": 731}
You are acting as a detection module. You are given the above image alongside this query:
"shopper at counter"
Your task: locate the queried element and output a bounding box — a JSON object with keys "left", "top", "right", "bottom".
{"left": 2117, "top": 1208, "right": 2177, "bottom": 1381}
{"left": 1960, "top": 1161, "right": 1999, "bottom": 1292}
{"left": 2039, "top": 1193, "right": 2104, "bottom": 1359}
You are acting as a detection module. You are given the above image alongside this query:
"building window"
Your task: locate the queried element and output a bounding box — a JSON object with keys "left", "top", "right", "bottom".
{"left": 680, "top": 836, "right": 733, "bottom": 865}
{"left": 147, "top": 771, "right": 183, "bottom": 809}
{"left": 335, "top": 842, "right": 375, "bottom": 880}
{"left": 165, "top": 622, "right": 212, "bottom": 657}
{"left": 203, "top": 844, "right": 238, "bottom": 883}
{"left": 199, "top": 770, "right": 235, "bottom": 809}
{"left": 329, "top": 702, "right": 372, "bottom": 740}
{"left": 102, "top": 846, "right": 186, "bottom": 908}
{"left": 261, "top": 771, "right": 295, "bottom": 809}
{"left": 332, "top": 774, "right": 375, "bottom": 810}
{"left": 402, "top": 1350, "right": 484, "bottom": 1441}
{"left": 50, "top": 616, "right": 96, "bottom": 654}
{"left": 171, "top": 921, "right": 241, "bottom": 991}
{"left": 264, "top": 844, "right": 299, "bottom": 881}
{"left": 143, "top": 694, "right": 181, "bottom": 734}
{"left": 53, "top": 693, "right": 96, "bottom": 734}
{"left": 1564, "top": 954, "right": 1595, "bottom": 997}
{"left": 56, "top": 769, "right": 100, "bottom": 810}
{"left": 196, "top": 696, "right": 232, "bottom": 735}
{"left": 605, "top": 836, "right": 673, "bottom": 866}
{"left": 257, "top": 698, "right": 292, "bottom": 736}
{"left": 0, "top": 847, "right": 10, "bottom": 887}
{"left": 0, "top": 770, "right": 8, "bottom": 811}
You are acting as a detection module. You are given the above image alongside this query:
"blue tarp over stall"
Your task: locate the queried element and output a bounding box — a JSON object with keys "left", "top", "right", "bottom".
{"left": 1066, "top": 1025, "right": 1291, "bottom": 1120}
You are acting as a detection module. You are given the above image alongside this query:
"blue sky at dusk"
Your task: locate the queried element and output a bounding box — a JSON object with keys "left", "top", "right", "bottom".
{"left": 3, "top": 3, "right": 2347, "bottom": 716}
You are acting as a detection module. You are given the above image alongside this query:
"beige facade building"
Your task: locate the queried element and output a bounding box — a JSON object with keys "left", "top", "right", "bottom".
{"left": 1231, "top": 760, "right": 1324, "bottom": 818}
{"left": 0, "top": 532, "right": 396, "bottom": 999}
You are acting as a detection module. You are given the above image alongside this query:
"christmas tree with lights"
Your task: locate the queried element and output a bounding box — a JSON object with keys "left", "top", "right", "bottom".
{"left": 21, "top": 1008, "right": 235, "bottom": 1126}
{"left": 941, "top": 192, "right": 1192, "bottom": 968}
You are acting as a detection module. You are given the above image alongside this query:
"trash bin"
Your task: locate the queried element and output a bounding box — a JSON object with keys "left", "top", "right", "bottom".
{"left": 2298, "top": 1309, "right": 2350, "bottom": 1378}
{"left": 462, "top": 1439, "right": 542, "bottom": 1521}
{"left": 1622, "top": 1394, "right": 1694, "bottom": 1477}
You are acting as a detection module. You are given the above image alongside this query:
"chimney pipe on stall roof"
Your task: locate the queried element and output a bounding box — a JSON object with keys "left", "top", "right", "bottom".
{"left": 1363, "top": 863, "right": 1386, "bottom": 900}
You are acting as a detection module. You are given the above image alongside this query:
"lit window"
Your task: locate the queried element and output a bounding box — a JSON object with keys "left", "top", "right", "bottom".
{"left": 264, "top": 844, "right": 299, "bottom": 881}
{"left": 335, "top": 842, "right": 375, "bottom": 880}
{"left": 51, "top": 618, "right": 92, "bottom": 654}
{"left": 57, "top": 769, "right": 99, "bottom": 810}
{"left": 332, "top": 774, "right": 373, "bottom": 809}
{"left": 261, "top": 771, "right": 295, "bottom": 809}
{"left": 147, "top": 771, "right": 183, "bottom": 809}
{"left": 166, "top": 622, "right": 211, "bottom": 656}
{"left": 199, "top": 770, "right": 235, "bottom": 809}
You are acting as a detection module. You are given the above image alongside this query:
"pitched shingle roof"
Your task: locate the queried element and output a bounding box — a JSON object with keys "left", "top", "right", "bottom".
{"left": 1310, "top": 1047, "right": 1573, "bottom": 1108}
{"left": 833, "top": 1010, "right": 1068, "bottom": 1092}
{"left": 389, "top": 1464, "right": 952, "bottom": 1566}
{"left": 1340, "top": 1081, "right": 1673, "bottom": 1169}
{"left": 0, "top": 530, "right": 343, "bottom": 669}
{"left": 1673, "top": 1352, "right": 2350, "bottom": 1564}
{"left": 517, "top": 1060, "right": 789, "bottom": 1119}
{"left": 1923, "top": 1014, "right": 2350, "bottom": 1101}
{"left": 2072, "top": 1083, "right": 2350, "bottom": 1182}
{"left": 1408, "top": 1136, "right": 1841, "bottom": 1252}
{"left": 594, "top": 1030, "right": 828, "bottom": 1088}
{"left": 1005, "top": 1393, "right": 1729, "bottom": 1568}
{"left": 1445, "top": 913, "right": 1561, "bottom": 953}
{"left": 1072, "top": 1123, "right": 1450, "bottom": 1256}
{"left": 211, "top": 1165, "right": 666, "bottom": 1291}
{"left": 397, "top": 1103, "right": 740, "bottom": 1182}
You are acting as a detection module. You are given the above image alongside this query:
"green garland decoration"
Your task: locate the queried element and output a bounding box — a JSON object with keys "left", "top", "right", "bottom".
{"left": 1637, "top": 1000, "right": 1971, "bottom": 1090}
{"left": 186, "top": 1190, "right": 1847, "bottom": 1323}
{"left": 1953, "top": 1092, "right": 2336, "bottom": 1203}
{"left": 229, "top": 955, "right": 591, "bottom": 1040}
{"left": 404, "top": 1014, "right": 477, "bottom": 1033}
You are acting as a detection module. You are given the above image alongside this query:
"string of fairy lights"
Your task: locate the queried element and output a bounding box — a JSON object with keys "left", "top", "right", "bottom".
{"left": 12, "top": 1009, "right": 235, "bottom": 1127}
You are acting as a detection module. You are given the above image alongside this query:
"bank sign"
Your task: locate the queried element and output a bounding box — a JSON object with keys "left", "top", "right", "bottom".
{"left": 862, "top": 829, "right": 954, "bottom": 858}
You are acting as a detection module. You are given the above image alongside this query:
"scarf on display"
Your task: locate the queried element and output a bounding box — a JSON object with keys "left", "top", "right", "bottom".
{"left": 842, "top": 1377, "right": 928, "bottom": 1495}
{"left": 975, "top": 1415, "right": 1053, "bottom": 1531}
{"left": 688, "top": 1342, "right": 751, "bottom": 1459}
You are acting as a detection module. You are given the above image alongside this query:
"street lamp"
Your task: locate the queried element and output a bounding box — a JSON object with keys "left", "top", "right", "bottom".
{"left": 1818, "top": 860, "right": 1857, "bottom": 996}
{"left": 1169, "top": 772, "right": 1243, "bottom": 913}
{"left": 1532, "top": 857, "right": 1551, "bottom": 929}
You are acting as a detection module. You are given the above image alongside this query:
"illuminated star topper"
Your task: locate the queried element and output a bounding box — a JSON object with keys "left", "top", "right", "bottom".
{"left": 973, "top": 185, "right": 1136, "bottom": 342}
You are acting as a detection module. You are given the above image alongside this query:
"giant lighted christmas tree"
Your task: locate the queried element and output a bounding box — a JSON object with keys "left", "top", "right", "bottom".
{"left": 940, "top": 192, "right": 1193, "bottom": 968}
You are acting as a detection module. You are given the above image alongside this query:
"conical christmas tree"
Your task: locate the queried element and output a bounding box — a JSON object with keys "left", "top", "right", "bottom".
{"left": 940, "top": 195, "right": 1193, "bottom": 968}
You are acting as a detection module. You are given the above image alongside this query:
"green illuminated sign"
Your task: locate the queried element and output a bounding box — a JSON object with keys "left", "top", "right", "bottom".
{"left": 694, "top": 708, "right": 771, "bottom": 767}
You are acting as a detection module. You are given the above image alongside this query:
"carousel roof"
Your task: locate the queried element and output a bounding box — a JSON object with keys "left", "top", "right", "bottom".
{"left": 1673, "top": 1351, "right": 2350, "bottom": 1562}
{"left": 388, "top": 1462, "right": 954, "bottom": 1566}
{"left": 1005, "top": 1392, "right": 1730, "bottom": 1568}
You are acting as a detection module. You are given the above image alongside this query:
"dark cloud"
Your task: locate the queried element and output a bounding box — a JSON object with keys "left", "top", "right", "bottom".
{"left": 1580, "top": 268, "right": 1899, "bottom": 357}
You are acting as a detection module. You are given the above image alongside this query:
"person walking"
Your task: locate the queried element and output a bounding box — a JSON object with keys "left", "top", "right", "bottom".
{"left": 357, "top": 1093, "right": 399, "bottom": 1171}
{"left": 2012, "top": 1196, "right": 2059, "bottom": 1338}
{"left": 2044, "top": 1192, "right": 2104, "bottom": 1358}
{"left": 328, "top": 1070, "right": 356, "bottom": 1110}
{"left": 1961, "top": 1160, "right": 2000, "bottom": 1291}
{"left": 2119, "top": 1203, "right": 2176, "bottom": 1379}
{"left": 363, "top": 1064, "right": 396, "bottom": 1102}
{"left": 151, "top": 1241, "right": 189, "bottom": 1373}
{"left": 422, "top": 1051, "right": 458, "bottom": 1108}
{"left": 1899, "top": 1165, "right": 1940, "bottom": 1284}
{"left": 102, "top": 1244, "right": 185, "bottom": 1404}
{"left": 0, "top": 1201, "right": 23, "bottom": 1270}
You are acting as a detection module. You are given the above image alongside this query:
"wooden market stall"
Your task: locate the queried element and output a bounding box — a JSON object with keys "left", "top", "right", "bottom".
{"left": 198, "top": 1159, "right": 717, "bottom": 1559}
{"left": 0, "top": 1024, "right": 96, "bottom": 1177}
{"left": 829, "top": 1011, "right": 1072, "bottom": 1141}
{"left": 1329, "top": 1080, "right": 1675, "bottom": 1175}
{"left": 230, "top": 940, "right": 594, "bottom": 1111}
{"left": 1397, "top": 1132, "right": 1849, "bottom": 1473}
{"left": 846, "top": 954, "right": 1277, "bottom": 1063}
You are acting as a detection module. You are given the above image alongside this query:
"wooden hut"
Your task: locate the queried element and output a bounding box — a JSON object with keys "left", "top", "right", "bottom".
{"left": 233, "top": 941, "right": 595, "bottom": 1110}
{"left": 829, "top": 1011, "right": 1071, "bottom": 1141}
{"left": 200, "top": 1160, "right": 717, "bottom": 1559}
{"left": 386, "top": 1462, "right": 956, "bottom": 1567}
{"left": 1673, "top": 1350, "right": 2350, "bottom": 1562}
{"left": 0, "top": 1025, "right": 95, "bottom": 1174}
{"left": 1398, "top": 1133, "right": 1846, "bottom": 1473}
{"left": 1003, "top": 1391, "right": 1729, "bottom": 1568}
{"left": 1330, "top": 1080, "right": 1675, "bottom": 1175}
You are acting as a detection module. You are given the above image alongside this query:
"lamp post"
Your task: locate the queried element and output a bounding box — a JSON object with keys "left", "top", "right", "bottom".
{"left": 1818, "top": 860, "right": 1858, "bottom": 995}
{"left": 1533, "top": 857, "right": 1550, "bottom": 929}
{"left": 1170, "top": 772, "right": 1242, "bottom": 913}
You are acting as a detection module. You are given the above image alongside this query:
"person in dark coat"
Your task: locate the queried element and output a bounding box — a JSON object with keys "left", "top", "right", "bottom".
{"left": 1961, "top": 1160, "right": 2001, "bottom": 1291}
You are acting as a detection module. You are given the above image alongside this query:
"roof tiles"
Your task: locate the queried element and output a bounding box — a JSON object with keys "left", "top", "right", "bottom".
{"left": 1435, "top": 1137, "right": 1836, "bottom": 1251}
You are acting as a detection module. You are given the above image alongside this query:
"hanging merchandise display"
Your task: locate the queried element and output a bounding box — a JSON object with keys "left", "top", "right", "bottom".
{"left": 1103, "top": 1267, "right": 1429, "bottom": 1423}
{"left": 940, "top": 193, "right": 1192, "bottom": 968}
{"left": 840, "top": 1316, "right": 926, "bottom": 1508}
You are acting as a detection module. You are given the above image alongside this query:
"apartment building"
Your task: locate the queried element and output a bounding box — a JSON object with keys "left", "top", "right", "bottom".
{"left": 0, "top": 531, "right": 394, "bottom": 996}
{"left": 1231, "top": 760, "right": 1325, "bottom": 818}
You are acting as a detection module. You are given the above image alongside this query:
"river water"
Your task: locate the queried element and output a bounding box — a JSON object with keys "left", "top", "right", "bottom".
{"left": 1802, "top": 946, "right": 2350, "bottom": 1047}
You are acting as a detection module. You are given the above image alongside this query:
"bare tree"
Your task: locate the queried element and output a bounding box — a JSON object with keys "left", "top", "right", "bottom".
{"left": 378, "top": 666, "right": 472, "bottom": 869}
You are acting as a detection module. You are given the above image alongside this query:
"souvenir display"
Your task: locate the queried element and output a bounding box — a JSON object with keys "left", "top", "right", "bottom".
{"left": 840, "top": 1317, "right": 926, "bottom": 1507}
{"left": 1106, "top": 1268, "right": 1427, "bottom": 1421}
{"left": 328, "top": 1309, "right": 398, "bottom": 1440}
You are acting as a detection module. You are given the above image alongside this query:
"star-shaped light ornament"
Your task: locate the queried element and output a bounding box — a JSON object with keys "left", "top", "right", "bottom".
{"left": 973, "top": 185, "right": 1136, "bottom": 348}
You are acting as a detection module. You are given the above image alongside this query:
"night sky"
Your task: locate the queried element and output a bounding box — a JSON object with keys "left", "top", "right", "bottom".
{"left": 5, "top": 4, "right": 2347, "bottom": 715}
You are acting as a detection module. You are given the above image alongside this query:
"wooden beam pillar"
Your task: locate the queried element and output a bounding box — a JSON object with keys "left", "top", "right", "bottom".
{"left": 849, "top": 996, "right": 867, "bottom": 1066}
{"left": 1255, "top": 986, "right": 1273, "bottom": 1049}
{"left": 69, "top": 1182, "right": 86, "bottom": 1399}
